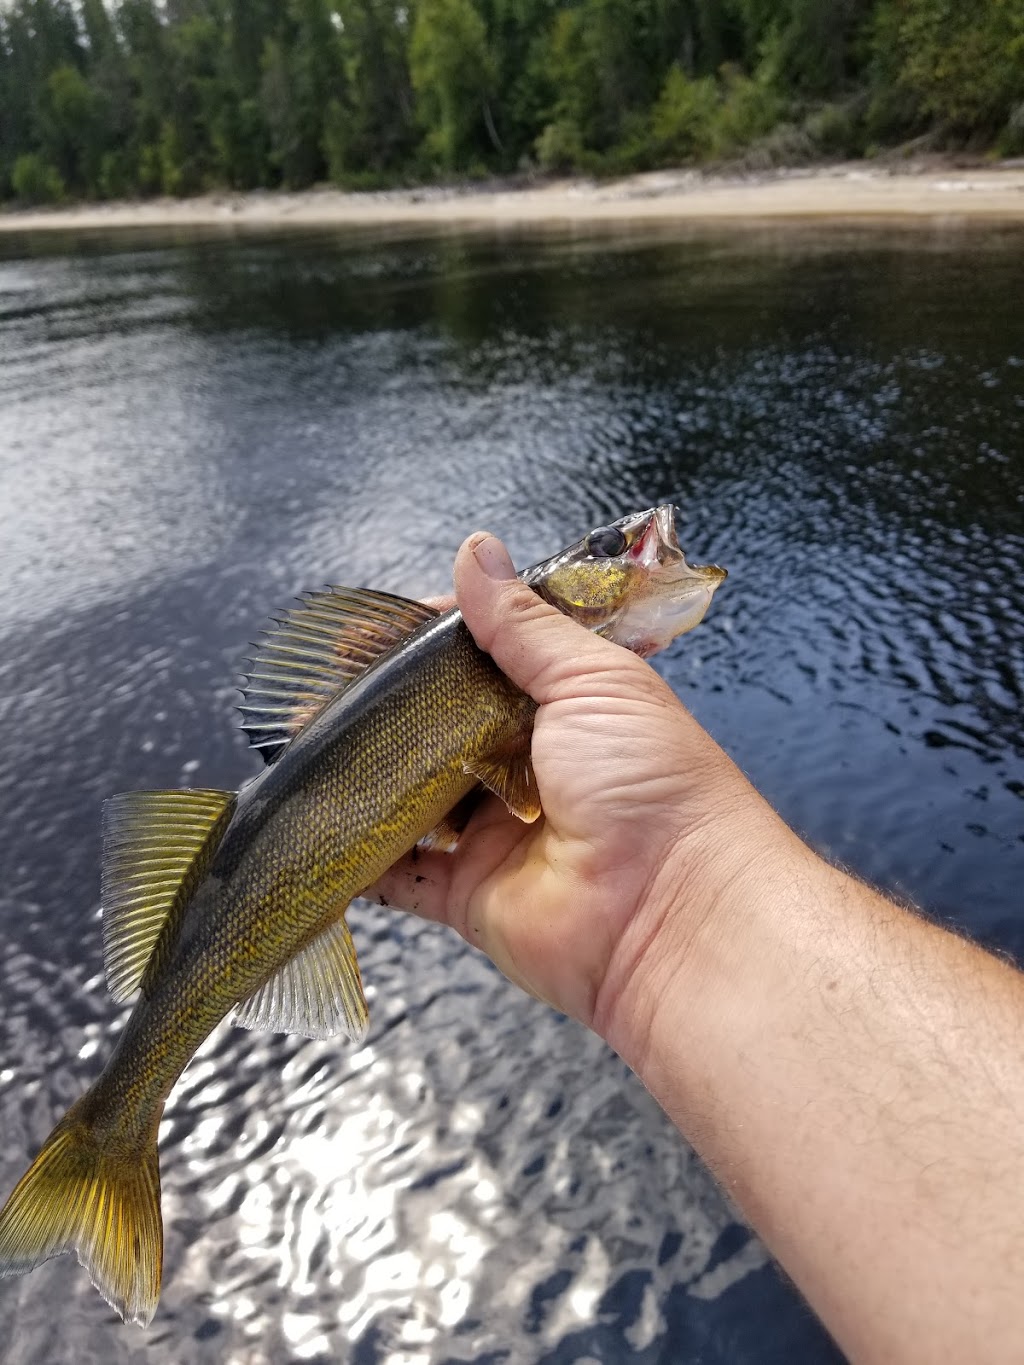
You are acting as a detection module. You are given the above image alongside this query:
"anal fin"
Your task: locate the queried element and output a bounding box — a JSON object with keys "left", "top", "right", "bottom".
{"left": 234, "top": 915, "right": 368, "bottom": 1042}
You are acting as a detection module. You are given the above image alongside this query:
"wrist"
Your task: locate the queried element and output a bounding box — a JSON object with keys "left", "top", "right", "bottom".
{"left": 594, "top": 777, "right": 836, "bottom": 1119}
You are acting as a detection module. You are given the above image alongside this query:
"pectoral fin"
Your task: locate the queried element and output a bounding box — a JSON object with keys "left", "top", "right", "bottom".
{"left": 466, "top": 732, "right": 541, "bottom": 824}
{"left": 101, "top": 788, "right": 235, "bottom": 1002}
{"left": 233, "top": 915, "right": 368, "bottom": 1042}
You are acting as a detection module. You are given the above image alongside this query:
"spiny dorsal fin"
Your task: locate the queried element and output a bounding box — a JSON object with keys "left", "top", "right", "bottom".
{"left": 101, "top": 788, "right": 235, "bottom": 1002}
{"left": 239, "top": 587, "right": 439, "bottom": 764}
{"left": 466, "top": 731, "right": 541, "bottom": 824}
{"left": 233, "top": 915, "right": 368, "bottom": 1041}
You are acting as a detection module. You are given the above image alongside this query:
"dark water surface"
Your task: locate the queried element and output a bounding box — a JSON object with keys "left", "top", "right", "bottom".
{"left": 0, "top": 222, "right": 1021, "bottom": 1364}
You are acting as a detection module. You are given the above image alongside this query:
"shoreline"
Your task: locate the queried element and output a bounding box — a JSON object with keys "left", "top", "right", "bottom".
{"left": 3, "top": 163, "right": 1024, "bottom": 234}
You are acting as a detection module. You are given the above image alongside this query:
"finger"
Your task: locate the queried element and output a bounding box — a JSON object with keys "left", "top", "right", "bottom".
{"left": 454, "top": 532, "right": 637, "bottom": 705}
{"left": 363, "top": 793, "right": 524, "bottom": 925}
{"left": 363, "top": 797, "right": 516, "bottom": 922}
{"left": 364, "top": 846, "right": 454, "bottom": 923}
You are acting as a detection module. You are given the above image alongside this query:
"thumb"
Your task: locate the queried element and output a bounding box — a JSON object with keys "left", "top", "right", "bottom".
{"left": 454, "top": 532, "right": 635, "bottom": 704}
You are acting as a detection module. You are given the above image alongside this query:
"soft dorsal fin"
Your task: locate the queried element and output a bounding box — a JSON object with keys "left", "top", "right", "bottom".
{"left": 233, "top": 914, "right": 368, "bottom": 1041}
{"left": 102, "top": 788, "right": 235, "bottom": 1002}
{"left": 239, "top": 587, "right": 439, "bottom": 764}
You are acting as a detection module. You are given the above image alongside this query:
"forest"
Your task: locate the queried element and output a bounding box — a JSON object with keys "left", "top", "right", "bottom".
{"left": 1, "top": 0, "right": 1022, "bottom": 204}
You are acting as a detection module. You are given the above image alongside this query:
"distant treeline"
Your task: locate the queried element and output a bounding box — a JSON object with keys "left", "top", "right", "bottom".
{"left": 1, "top": 0, "right": 1022, "bottom": 204}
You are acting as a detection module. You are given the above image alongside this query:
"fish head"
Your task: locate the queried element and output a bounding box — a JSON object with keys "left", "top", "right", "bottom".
{"left": 523, "top": 505, "right": 726, "bottom": 658}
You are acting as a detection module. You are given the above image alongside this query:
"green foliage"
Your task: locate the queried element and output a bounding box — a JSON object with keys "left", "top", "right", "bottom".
{"left": 332, "top": 0, "right": 416, "bottom": 174}
{"left": 410, "top": 0, "right": 495, "bottom": 171}
{"left": 212, "top": 97, "right": 269, "bottom": 190}
{"left": 260, "top": 37, "right": 299, "bottom": 184}
{"left": 41, "top": 62, "right": 105, "bottom": 193}
{"left": 713, "top": 66, "right": 785, "bottom": 153}
{"left": 803, "top": 101, "right": 865, "bottom": 159}
{"left": 535, "top": 117, "right": 584, "bottom": 172}
{"left": 873, "top": 0, "right": 1024, "bottom": 135}
{"left": 542, "top": 1, "right": 652, "bottom": 154}
{"left": 137, "top": 141, "right": 162, "bottom": 194}
{"left": 258, "top": 2, "right": 348, "bottom": 187}
{"left": 322, "top": 96, "right": 349, "bottom": 183}
{"left": 999, "top": 103, "right": 1024, "bottom": 158}
{"left": 12, "top": 152, "right": 65, "bottom": 203}
{"left": 98, "top": 148, "right": 134, "bottom": 199}
{"left": 761, "top": 0, "right": 865, "bottom": 99}
{"left": 863, "top": 84, "right": 923, "bottom": 148}
{"left": 0, "top": 0, "right": 1020, "bottom": 204}
{"left": 650, "top": 68, "right": 718, "bottom": 161}
{"left": 158, "top": 119, "right": 186, "bottom": 196}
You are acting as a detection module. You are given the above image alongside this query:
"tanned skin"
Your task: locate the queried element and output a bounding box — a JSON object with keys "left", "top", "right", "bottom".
{"left": 370, "top": 532, "right": 1024, "bottom": 1365}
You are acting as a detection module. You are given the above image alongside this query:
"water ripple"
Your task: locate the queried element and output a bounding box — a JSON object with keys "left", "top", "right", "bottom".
{"left": 1, "top": 223, "right": 1021, "bottom": 1363}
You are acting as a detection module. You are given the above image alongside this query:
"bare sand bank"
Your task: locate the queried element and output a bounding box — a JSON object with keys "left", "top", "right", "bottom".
{"left": 3, "top": 162, "right": 1024, "bottom": 234}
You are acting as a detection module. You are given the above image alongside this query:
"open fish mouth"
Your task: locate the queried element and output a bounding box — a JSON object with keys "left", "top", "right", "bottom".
{"left": 598, "top": 504, "right": 728, "bottom": 655}
{"left": 630, "top": 504, "right": 728, "bottom": 583}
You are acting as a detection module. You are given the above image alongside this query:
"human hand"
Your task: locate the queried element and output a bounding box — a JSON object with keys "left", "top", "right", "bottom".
{"left": 368, "top": 531, "right": 781, "bottom": 1057}
{"left": 376, "top": 532, "right": 1024, "bottom": 1365}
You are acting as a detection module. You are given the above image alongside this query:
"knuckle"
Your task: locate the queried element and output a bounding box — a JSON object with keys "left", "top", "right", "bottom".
{"left": 501, "top": 582, "right": 555, "bottom": 626}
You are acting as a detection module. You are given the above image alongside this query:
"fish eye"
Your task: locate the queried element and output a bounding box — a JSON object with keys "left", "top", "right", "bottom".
{"left": 585, "top": 526, "right": 627, "bottom": 558}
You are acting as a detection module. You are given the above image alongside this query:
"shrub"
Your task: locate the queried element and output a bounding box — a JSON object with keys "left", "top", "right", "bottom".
{"left": 322, "top": 98, "right": 349, "bottom": 184}
{"left": 711, "top": 66, "right": 785, "bottom": 157}
{"left": 863, "top": 83, "right": 924, "bottom": 147}
{"left": 709, "top": 66, "right": 791, "bottom": 158}
{"left": 99, "top": 151, "right": 134, "bottom": 200}
{"left": 535, "top": 119, "right": 584, "bottom": 172}
{"left": 997, "top": 104, "right": 1024, "bottom": 156}
{"left": 158, "top": 121, "right": 185, "bottom": 196}
{"left": 804, "top": 102, "right": 865, "bottom": 159}
{"left": 650, "top": 67, "right": 717, "bottom": 161}
{"left": 737, "top": 123, "right": 817, "bottom": 171}
{"left": 137, "top": 144, "right": 162, "bottom": 195}
{"left": 11, "top": 154, "right": 65, "bottom": 205}
{"left": 891, "top": 0, "right": 1024, "bottom": 135}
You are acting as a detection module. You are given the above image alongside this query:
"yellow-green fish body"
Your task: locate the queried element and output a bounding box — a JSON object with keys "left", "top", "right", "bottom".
{"left": 100, "top": 608, "right": 536, "bottom": 1125}
{"left": 0, "top": 506, "right": 725, "bottom": 1325}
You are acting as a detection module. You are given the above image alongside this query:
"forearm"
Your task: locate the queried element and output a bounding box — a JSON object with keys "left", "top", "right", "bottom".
{"left": 606, "top": 800, "right": 1024, "bottom": 1364}
{"left": 377, "top": 536, "right": 1024, "bottom": 1358}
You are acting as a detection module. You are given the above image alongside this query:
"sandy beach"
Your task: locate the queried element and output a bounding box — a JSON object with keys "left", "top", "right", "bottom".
{"left": 2, "top": 162, "right": 1024, "bottom": 234}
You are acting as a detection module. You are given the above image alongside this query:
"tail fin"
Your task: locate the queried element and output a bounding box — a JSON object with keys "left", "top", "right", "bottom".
{"left": 0, "top": 1102, "right": 162, "bottom": 1326}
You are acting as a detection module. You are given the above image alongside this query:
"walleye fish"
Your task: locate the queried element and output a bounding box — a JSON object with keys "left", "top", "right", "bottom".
{"left": 0, "top": 505, "right": 725, "bottom": 1326}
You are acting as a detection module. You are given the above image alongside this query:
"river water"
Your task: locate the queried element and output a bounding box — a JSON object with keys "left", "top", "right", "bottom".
{"left": 0, "top": 222, "right": 1021, "bottom": 1364}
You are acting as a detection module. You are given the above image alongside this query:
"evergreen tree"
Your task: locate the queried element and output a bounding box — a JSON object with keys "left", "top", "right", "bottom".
{"left": 329, "top": 0, "right": 416, "bottom": 178}
{"left": 410, "top": 0, "right": 496, "bottom": 171}
{"left": 0, "top": 0, "right": 1020, "bottom": 203}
